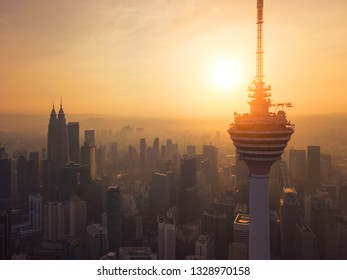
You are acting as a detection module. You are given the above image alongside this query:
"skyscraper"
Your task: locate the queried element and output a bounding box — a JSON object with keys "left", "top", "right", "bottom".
{"left": 180, "top": 157, "right": 197, "bottom": 223}
{"left": 44, "top": 102, "right": 69, "bottom": 199}
{"left": 228, "top": 0, "right": 294, "bottom": 259}
{"left": 280, "top": 187, "right": 299, "bottom": 259}
{"left": 289, "top": 149, "right": 306, "bottom": 181}
{"left": 67, "top": 122, "right": 80, "bottom": 164}
{"left": 307, "top": 146, "right": 320, "bottom": 188}
{"left": 107, "top": 186, "right": 122, "bottom": 255}
{"left": 0, "top": 157, "right": 11, "bottom": 259}
{"left": 231, "top": 214, "right": 249, "bottom": 260}
{"left": 139, "top": 138, "right": 147, "bottom": 169}
{"left": 157, "top": 215, "right": 176, "bottom": 260}
{"left": 202, "top": 210, "right": 227, "bottom": 260}
{"left": 47, "top": 102, "right": 69, "bottom": 168}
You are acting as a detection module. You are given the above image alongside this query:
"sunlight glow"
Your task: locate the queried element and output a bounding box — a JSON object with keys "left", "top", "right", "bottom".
{"left": 209, "top": 59, "right": 241, "bottom": 90}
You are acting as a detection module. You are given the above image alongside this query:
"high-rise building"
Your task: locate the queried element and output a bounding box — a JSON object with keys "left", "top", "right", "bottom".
{"left": 231, "top": 214, "right": 249, "bottom": 260}
{"left": 44, "top": 102, "right": 69, "bottom": 200}
{"left": 289, "top": 149, "right": 306, "bottom": 181}
{"left": 127, "top": 145, "right": 136, "bottom": 168}
{"left": 29, "top": 193, "right": 42, "bottom": 232}
{"left": 150, "top": 173, "right": 170, "bottom": 226}
{"left": 214, "top": 191, "right": 235, "bottom": 242}
{"left": 59, "top": 163, "right": 90, "bottom": 201}
{"left": 280, "top": 187, "right": 299, "bottom": 259}
{"left": 86, "top": 223, "right": 108, "bottom": 260}
{"left": 307, "top": 146, "right": 321, "bottom": 188}
{"left": 69, "top": 195, "right": 87, "bottom": 237}
{"left": 295, "top": 220, "right": 315, "bottom": 259}
{"left": 67, "top": 122, "right": 80, "bottom": 163}
{"left": 320, "top": 154, "right": 332, "bottom": 184}
{"left": 109, "top": 142, "right": 118, "bottom": 166}
{"left": 81, "top": 145, "right": 96, "bottom": 180}
{"left": 84, "top": 130, "right": 95, "bottom": 146}
{"left": 107, "top": 186, "right": 122, "bottom": 255}
{"left": 202, "top": 210, "right": 227, "bottom": 260}
{"left": 228, "top": 0, "right": 294, "bottom": 259}
{"left": 139, "top": 138, "right": 147, "bottom": 169}
{"left": 0, "top": 157, "right": 11, "bottom": 259}
{"left": 195, "top": 232, "right": 215, "bottom": 260}
{"left": 42, "top": 201, "right": 69, "bottom": 241}
{"left": 181, "top": 157, "right": 196, "bottom": 191}
{"left": 157, "top": 215, "right": 176, "bottom": 260}
{"left": 47, "top": 102, "right": 69, "bottom": 172}
{"left": 96, "top": 145, "right": 106, "bottom": 173}
{"left": 180, "top": 157, "right": 197, "bottom": 223}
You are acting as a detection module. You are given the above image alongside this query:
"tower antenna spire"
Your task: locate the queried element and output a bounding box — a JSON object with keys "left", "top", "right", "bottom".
{"left": 60, "top": 96, "right": 63, "bottom": 108}
{"left": 256, "top": 0, "right": 264, "bottom": 83}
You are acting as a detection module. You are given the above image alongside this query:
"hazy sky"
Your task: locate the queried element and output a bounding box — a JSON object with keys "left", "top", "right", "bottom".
{"left": 1, "top": 0, "right": 346, "bottom": 117}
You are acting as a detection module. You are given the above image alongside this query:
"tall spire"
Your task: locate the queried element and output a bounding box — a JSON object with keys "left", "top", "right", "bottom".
{"left": 248, "top": 0, "right": 271, "bottom": 115}
{"left": 256, "top": 0, "right": 264, "bottom": 83}
{"left": 50, "top": 98, "right": 56, "bottom": 119}
{"left": 58, "top": 96, "right": 65, "bottom": 118}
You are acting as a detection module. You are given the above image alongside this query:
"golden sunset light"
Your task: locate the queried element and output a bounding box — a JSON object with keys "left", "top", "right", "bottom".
{"left": 209, "top": 58, "right": 242, "bottom": 91}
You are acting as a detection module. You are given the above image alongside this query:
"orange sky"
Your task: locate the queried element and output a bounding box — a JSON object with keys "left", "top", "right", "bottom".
{"left": 1, "top": 0, "right": 346, "bottom": 117}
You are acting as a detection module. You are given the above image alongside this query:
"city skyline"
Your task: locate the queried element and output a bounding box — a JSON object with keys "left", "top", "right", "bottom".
{"left": 1, "top": 0, "right": 347, "bottom": 117}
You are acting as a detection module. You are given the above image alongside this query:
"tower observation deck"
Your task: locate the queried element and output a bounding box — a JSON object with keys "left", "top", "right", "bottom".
{"left": 227, "top": 0, "right": 294, "bottom": 259}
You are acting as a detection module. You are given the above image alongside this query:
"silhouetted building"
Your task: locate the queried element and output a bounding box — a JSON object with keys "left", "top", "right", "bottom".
{"left": 320, "top": 154, "right": 332, "bottom": 184}
{"left": 289, "top": 149, "right": 306, "bottom": 181}
{"left": 59, "top": 163, "right": 90, "bottom": 201}
{"left": 42, "top": 201, "right": 69, "bottom": 241}
{"left": 86, "top": 223, "right": 108, "bottom": 259}
{"left": 107, "top": 186, "right": 121, "bottom": 255}
{"left": 43, "top": 103, "right": 69, "bottom": 200}
{"left": 214, "top": 191, "right": 235, "bottom": 242}
{"left": 202, "top": 210, "right": 227, "bottom": 259}
{"left": 109, "top": 142, "right": 118, "bottom": 166}
{"left": 84, "top": 130, "right": 95, "bottom": 146}
{"left": 295, "top": 220, "right": 315, "bottom": 259}
{"left": 0, "top": 158, "right": 11, "bottom": 259}
{"left": 139, "top": 138, "right": 147, "bottom": 169}
{"left": 67, "top": 122, "right": 80, "bottom": 163}
{"left": 280, "top": 187, "right": 299, "bottom": 259}
{"left": 81, "top": 145, "right": 96, "bottom": 180}
{"left": 150, "top": 173, "right": 170, "bottom": 226}
{"left": 180, "top": 157, "right": 198, "bottom": 223}
{"left": 96, "top": 145, "right": 106, "bottom": 173}
{"left": 202, "top": 145, "right": 219, "bottom": 194}
{"left": 307, "top": 146, "right": 321, "bottom": 189}
{"left": 69, "top": 195, "right": 87, "bottom": 237}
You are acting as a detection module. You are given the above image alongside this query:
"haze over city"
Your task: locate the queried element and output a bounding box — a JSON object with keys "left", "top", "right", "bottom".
{"left": 1, "top": 0, "right": 347, "bottom": 262}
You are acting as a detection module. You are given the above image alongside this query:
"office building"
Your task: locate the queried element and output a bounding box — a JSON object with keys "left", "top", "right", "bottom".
{"left": 157, "top": 215, "right": 176, "bottom": 260}
{"left": 67, "top": 122, "right": 80, "bottom": 163}
{"left": 107, "top": 186, "right": 122, "bottom": 255}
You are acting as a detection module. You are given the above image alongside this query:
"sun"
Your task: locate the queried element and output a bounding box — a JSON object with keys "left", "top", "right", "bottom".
{"left": 209, "top": 58, "right": 241, "bottom": 90}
